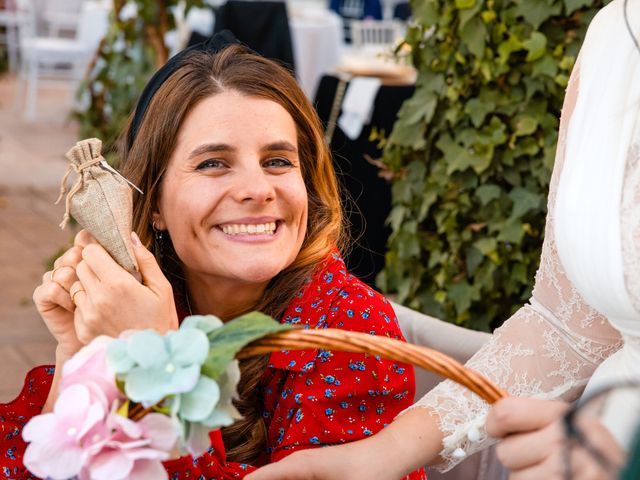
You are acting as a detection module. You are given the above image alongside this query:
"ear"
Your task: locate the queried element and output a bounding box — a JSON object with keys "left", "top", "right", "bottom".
{"left": 152, "top": 211, "right": 167, "bottom": 231}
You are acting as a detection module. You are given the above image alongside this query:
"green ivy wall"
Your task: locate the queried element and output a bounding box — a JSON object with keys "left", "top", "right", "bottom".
{"left": 378, "top": 0, "right": 610, "bottom": 330}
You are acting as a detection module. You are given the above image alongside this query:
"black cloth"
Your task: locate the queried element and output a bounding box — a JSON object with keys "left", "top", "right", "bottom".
{"left": 212, "top": 1, "right": 295, "bottom": 73}
{"left": 314, "top": 75, "right": 414, "bottom": 287}
{"left": 129, "top": 30, "right": 240, "bottom": 149}
{"left": 393, "top": 2, "right": 411, "bottom": 21}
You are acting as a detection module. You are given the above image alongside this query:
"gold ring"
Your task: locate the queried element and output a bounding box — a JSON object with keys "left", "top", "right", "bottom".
{"left": 71, "top": 287, "right": 85, "bottom": 304}
{"left": 50, "top": 266, "right": 63, "bottom": 283}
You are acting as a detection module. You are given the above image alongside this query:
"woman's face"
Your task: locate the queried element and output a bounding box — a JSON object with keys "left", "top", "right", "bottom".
{"left": 154, "top": 90, "right": 308, "bottom": 292}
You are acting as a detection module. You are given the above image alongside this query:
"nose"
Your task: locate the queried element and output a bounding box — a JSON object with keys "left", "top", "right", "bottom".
{"left": 232, "top": 163, "right": 275, "bottom": 204}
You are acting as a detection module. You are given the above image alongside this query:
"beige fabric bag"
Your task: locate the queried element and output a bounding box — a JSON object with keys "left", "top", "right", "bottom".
{"left": 57, "top": 138, "right": 140, "bottom": 274}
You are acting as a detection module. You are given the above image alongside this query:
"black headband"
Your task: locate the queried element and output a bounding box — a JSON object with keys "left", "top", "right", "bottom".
{"left": 127, "top": 30, "right": 241, "bottom": 150}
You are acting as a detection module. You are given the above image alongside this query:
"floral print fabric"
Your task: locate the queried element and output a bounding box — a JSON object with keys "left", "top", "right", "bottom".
{"left": 0, "top": 253, "right": 425, "bottom": 479}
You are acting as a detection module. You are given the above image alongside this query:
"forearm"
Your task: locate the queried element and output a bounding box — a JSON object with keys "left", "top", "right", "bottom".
{"left": 377, "top": 407, "right": 444, "bottom": 475}
{"left": 42, "top": 346, "right": 72, "bottom": 413}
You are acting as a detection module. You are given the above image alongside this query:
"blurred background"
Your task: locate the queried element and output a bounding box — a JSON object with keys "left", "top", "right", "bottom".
{"left": 0, "top": 0, "right": 606, "bottom": 402}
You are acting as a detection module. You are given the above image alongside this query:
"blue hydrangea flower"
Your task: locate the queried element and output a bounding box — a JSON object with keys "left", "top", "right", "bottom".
{"left": 169, "top": 360, "right": 242, "bottom": 457}
{"left": 106, "top": 327, "right": 210, "bottom": 405}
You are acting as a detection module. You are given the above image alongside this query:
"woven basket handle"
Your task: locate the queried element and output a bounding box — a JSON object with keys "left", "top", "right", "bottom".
{"left": 237, "top": 328, "right": 508, "bottom": 404}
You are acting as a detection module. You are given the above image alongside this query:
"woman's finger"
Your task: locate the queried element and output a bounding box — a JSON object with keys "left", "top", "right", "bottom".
{"left": 495, "top": 422, "right": 564, "bottom": 470}
{"left": 74, "top": 229, "right": 97, "bottom": 248}
{"left": 76, "top": 259, "right": 101, "bottom": 293}
{"left": 35, "top": 280, "right": 75, "bottom": 313}
{"left": 486, "top": 397, "right": 569, "bottom": 438}
{"left": 509, "top": 455, "right": 564, "bottom": 480}
{"left": 53, "top": 245, "right": 83, "bottom": 270}
{"left": 70, "top": 280, "right": 88, "bottom": 310}
{"left": 130, "top": 232, "right": 167, "bottom": 289}
{"left": 81, "top": 243, "right": 124, "bottom": 282}
{"left": 50, "top": 265, "right": 78, "bottom": 293}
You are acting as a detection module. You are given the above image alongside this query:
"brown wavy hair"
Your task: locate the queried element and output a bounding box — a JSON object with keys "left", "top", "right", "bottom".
{"left": 118, "top": 44, "right": 344, "bottom": 463}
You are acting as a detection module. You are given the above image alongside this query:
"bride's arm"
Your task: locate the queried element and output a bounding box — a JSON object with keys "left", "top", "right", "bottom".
{"left": 407, "top": 57, "right": 622, "bottom": 472}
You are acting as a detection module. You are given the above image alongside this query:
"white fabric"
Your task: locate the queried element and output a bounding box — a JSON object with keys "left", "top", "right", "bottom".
{"left": 289, "top": 8, "right": 343, "bottom": 98}
{"left": 410, "top": 0, "right": 640, "bottom": 470}
{"left": 337, "top": 76, "right": 381, "bottom": 139}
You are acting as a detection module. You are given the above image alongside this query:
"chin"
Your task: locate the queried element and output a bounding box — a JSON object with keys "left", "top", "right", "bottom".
{"left": 235, "top": 262, "right": 289, "bottom": 284}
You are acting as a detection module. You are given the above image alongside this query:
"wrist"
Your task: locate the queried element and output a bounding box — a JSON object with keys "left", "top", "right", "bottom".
{"left": 55, "top": 344, "right": 77, "bottom": 363}
{"left": 379, "top": 408, "right": 444, "bottom": 474}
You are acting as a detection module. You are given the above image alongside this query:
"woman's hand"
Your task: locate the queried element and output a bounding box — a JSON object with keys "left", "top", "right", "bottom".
{"left": 247, "top": 407, "right": 442, "bottom": 480}
{"left": 71, "top": 231, "right": 179, "bottom": 343}
{"left": 245, "top": 441, "right": 389, "bottom": 480}
{"left": 33, "top": 237, "right": 87, "bottom": 357}
{"left": 486, "top": 397, "right": 623, "bottom": 480}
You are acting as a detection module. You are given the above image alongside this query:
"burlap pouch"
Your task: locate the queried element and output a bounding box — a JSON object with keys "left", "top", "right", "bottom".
{"left": 56, "top": 138, "right": 140, "bottom": 274}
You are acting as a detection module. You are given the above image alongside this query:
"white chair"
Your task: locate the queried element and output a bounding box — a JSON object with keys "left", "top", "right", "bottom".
{"left": 40, "top": 0, "right": 84, "bottom": 36}
{"left": 350, "top": 18, "right": 404, "bottom": 49}
{"left": 17, "top": 0, "right": 109, "bottom": 121}
{"left": 393, "top": 302, "right": 509, "bottom": 480}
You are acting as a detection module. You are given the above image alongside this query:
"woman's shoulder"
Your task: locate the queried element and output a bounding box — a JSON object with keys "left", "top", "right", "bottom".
{"left": 282, "top": 252, "right": 401, "bottom": 335}
{"left": 584, "top": 0, "right": 635, "bottom": 46}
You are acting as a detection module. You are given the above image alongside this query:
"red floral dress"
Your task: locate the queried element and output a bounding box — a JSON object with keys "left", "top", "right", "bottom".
{"left": 0, "top": 253, "right": 426, "bottom": 479}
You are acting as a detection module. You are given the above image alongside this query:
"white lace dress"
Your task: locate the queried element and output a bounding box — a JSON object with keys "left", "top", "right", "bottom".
{"left": 411, "top": 0, "right": 640, "bottom": 470}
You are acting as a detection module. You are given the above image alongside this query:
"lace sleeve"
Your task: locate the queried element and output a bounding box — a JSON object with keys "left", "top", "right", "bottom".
{"left": 410, "top": 60, "right": 624, "bottom": 471}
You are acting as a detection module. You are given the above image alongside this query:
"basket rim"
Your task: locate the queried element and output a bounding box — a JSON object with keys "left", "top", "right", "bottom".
{"left": 237, "top": 328, "right": 508, "bottom": 404}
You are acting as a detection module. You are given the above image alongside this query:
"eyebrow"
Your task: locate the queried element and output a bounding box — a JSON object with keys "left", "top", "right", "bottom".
{"left": 188, "top": 141, "right": 298, "bottom": 159}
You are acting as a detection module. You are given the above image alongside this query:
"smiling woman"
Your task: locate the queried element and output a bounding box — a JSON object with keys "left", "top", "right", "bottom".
{"left": 0, "top": 33, "right": 426, "bottom": 479}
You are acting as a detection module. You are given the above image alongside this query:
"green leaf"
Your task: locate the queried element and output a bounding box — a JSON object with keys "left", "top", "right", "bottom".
{"left": 497, "top": 219, "right": 525, "bottom": 243}
{"left": 460, "top": 17, "right": 486, "bottom": 58}
{"left": 455, "top": 0, "right": 476, "bottom": 9}
{"left": 497, "top": 35, "right": 522, "bottom": 65}
{"left": 509, "top": 187, "right": 543, "bottom": 219}
{"left": 523, "top": 32, "right": 547, "bottom": 62}
{"left": 473, "top": 237, "right": 497, "bottom": 256}
{"left": 448, "top": 280, "right": 478, "bottom": 314}
{"left": 464, "top": 98, "right": 496, "bottom": 128}
{"left": 202, "top": 312, "right": 292, "bottom": 379}
{"left": 564, "top": 0, "right": 592, "bottom": 15}
{"left": 475, "top": 184, "right": 501, "bottom": 206}
{"left": 466, "top": 247, "right": 484, "bottom": 275}
{"left": 412, "top": 0, "right": 439, "bottom": 25}
{"left": 513, "top": 0, "right": 561, "bottom": 29}
{"left": 532, "top": 55, "right": 558, "bottom": 78}
{"left": 512, "top": 114, "right": 538, "bottom": 137}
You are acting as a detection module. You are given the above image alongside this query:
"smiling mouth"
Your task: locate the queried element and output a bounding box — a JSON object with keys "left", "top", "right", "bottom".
{"left": 218, "top": 221, "right": 278, "bottom": 236}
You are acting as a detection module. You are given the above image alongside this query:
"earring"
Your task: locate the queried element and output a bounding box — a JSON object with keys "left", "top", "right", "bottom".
{"left": 152, "top": 220, "right": 164, "bottom": 259}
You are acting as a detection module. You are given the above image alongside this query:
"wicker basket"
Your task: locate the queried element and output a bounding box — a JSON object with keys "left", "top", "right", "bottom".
{"left": 238, "top": 328, "right": 508, "bottom": 404}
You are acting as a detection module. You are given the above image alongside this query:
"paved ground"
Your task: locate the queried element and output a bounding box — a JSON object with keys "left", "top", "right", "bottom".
{"left": 0, "top": 73, "right": 80, "bottom": 402}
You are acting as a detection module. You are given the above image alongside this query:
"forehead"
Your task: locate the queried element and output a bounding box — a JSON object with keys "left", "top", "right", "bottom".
{"left": 176, "top": 90, "right": 298, "bottom": 147}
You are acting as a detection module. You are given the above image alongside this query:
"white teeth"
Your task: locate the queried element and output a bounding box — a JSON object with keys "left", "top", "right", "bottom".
{"left": 221, "top": 222, "right": 277, "bottom": 236}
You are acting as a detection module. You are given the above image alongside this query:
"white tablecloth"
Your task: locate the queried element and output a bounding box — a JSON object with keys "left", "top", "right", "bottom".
{"left": 289, "top": 9, "right": 343, "bottom": 98}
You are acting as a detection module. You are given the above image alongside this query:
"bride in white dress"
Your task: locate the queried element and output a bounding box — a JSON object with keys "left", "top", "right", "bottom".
{"left": 247, "top": 0, "right": 640, "bottom": 478}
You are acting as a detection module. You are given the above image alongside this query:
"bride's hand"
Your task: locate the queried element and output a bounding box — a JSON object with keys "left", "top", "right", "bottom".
{"left": 71, "top": 231, "right": 179, "bottom": 343}
{"left": 486, "top": 397, "right": 624, "bottom": 480}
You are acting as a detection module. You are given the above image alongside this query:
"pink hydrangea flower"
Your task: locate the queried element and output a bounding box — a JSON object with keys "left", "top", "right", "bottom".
{"left": 23, "top": 383, "right": 108, "bottom": 479}
{"left": 23, "top": 337, "right": 178, "bottom": 480}
{"left": 61, "top": 336, "right": 121, "bottom": 408}
{"left": 78, "top": 411, "right": 177, "bottom": 480}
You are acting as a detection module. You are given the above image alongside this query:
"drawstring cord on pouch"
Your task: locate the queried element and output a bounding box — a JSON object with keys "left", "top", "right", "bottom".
{"left": 55, "top": 139, "right": 144, "bottom": 230}
{"left": 55, "top": 156, "right": 104, "bottom": 229}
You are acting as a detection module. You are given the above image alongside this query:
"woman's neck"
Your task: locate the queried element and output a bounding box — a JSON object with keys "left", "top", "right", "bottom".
{"left": 184, "top": 272, "right": 267, "bottom": 322}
